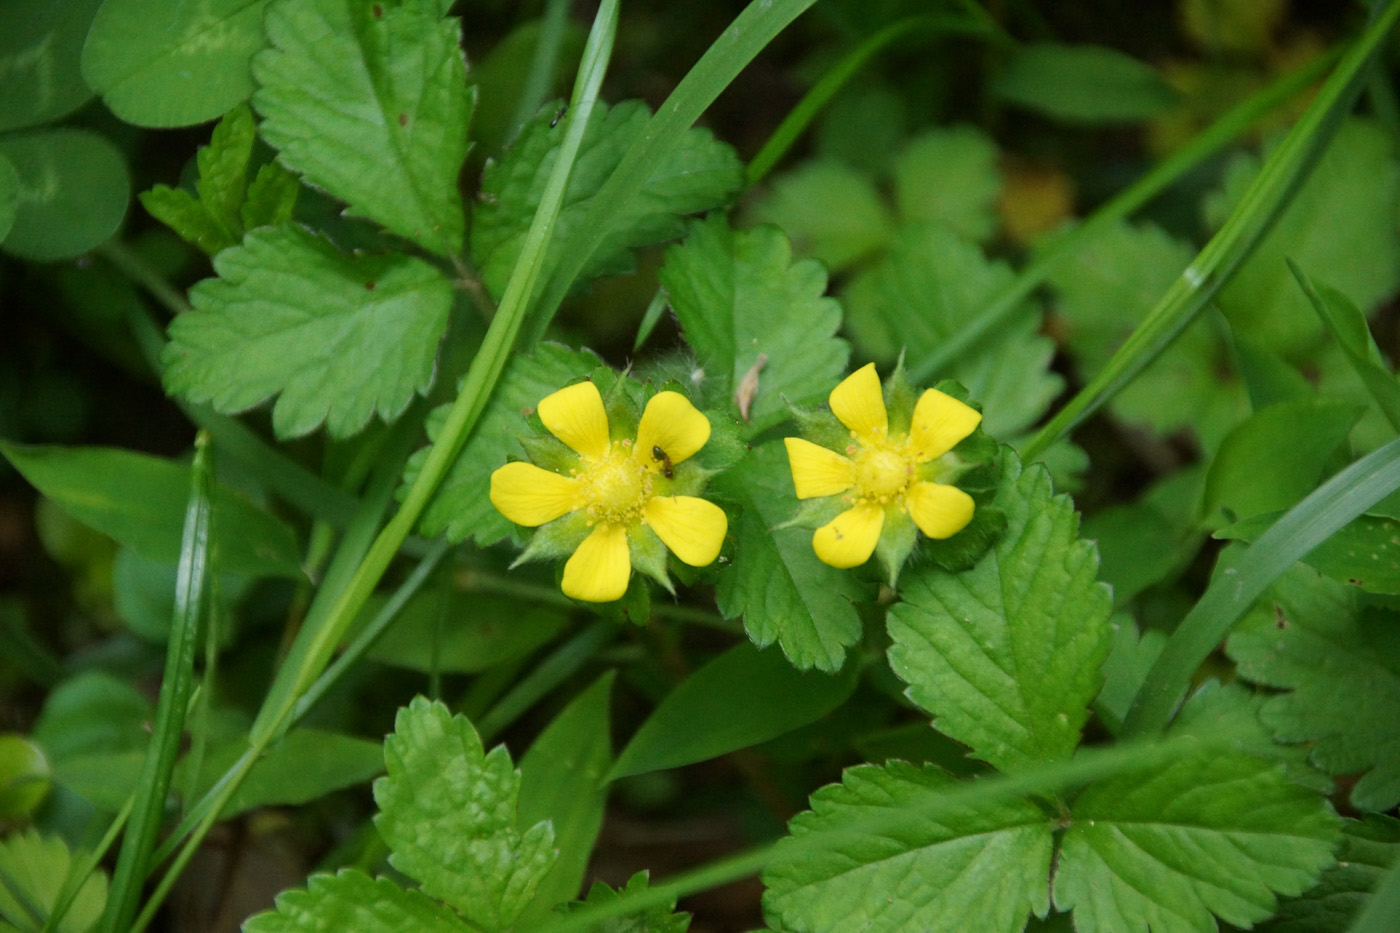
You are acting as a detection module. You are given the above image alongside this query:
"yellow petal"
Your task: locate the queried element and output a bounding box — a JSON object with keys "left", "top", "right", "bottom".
{"left": 784, "top": 437, "right": 854, "bottom": 499}
{"left": 910, "top": 389, "right": 981, "bottom": 462}
{"left": 907, "top": 481, "right": 975, "bottom": 539}
{"left": 828, "top": 362, "right": 887, "bottom": 439}
{"left": 538, "top": 381, "right": 610, "bottom": 461}
{"left": 635, "top": 391, "right": 711, "bottom": 466}
{"left": 812, "top": 503, "right": 884, "bottom": 569}
{"left": 645, "top": 496, "right": 727, "bottom": 567}
{"left": 562, "top": 523, "right": 631, "bottom": 602}
{"left": 490, "top": 461, "right": 580, "bottom": 526}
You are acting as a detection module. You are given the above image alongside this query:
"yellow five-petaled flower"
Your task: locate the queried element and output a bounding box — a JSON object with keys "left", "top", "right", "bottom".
{"left": 784, "top": 363, "right": 981, "bottom": 569}
{"left": 490, "top": 381, "right": 728, "bottom": 602}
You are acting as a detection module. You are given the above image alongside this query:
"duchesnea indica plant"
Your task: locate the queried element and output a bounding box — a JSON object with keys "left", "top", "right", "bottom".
{"left": 4, "top": 0, "right": 1400, "bottom": 931}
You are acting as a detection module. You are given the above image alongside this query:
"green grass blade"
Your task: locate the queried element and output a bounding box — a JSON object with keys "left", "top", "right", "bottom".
{"left": 41, "top": 797, "right": 132, "bottom": 933}
{"left": 476, "top": 621, "right": 615, "bottom": 743}
{"left": 508, "top": 0, "right": 572, "bottom": 140}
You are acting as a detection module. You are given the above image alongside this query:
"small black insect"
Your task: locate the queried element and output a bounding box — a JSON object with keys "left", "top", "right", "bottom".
{"left": 550, "top": 106, "right": 567, "bottom": 128}
{"left": 652, "top": 445, "right": 674, "bottom": 479}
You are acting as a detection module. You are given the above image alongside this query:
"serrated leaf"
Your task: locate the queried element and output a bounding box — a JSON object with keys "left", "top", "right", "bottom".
{"left": 162, "top": 223, "right": 453, "bottom": 439}
{"left": 0, "top": 0, "right": 102, "bottom": 132}
{"left": 1093, "top": 618, "right": 1167, "bottom": 736}
{"left": 1218, "top": 511, "right": 1400, "bottom": 596}
{"left": 408, "top": 343, "right": 601, "bottom": 545}
{"left": 893, "top": 126, "right": 1001, "bottom": 242}
{"left": 140, "top": 105, "right": 258, "bottom": 254}
{"left": 1260, "top": 815, "right": 1400, "bottom": 933}
{"left": 994, "top": 42, "right": 1176, "bottom": 123}
{"left": 473, "top": 98, "right": 742, "bottom": 299}
{"left": 0, "top": 831, "right": 107, "bottom": 933}
{"left": 568, "top": 872, "right": 691, "bottom": 933}
{"left": 253, "top": 0, "right": 473, "bottom": 256}
{"left": 373, "top": 697, "right": 556, "bottom": 930}
{"left": 714, "top": 442, "right": 871, "bottom": 672}
{"left": 1054, "top": 739, "right": 1339, "bottom": 933}
{"left": 0, "top": 129, "right": 129, "bottom": 262}
{"left": 762, "top": 761, "right": 1053, "bottom": 933}
{"left": 887, "top": 454, "right": 1112, "bottom": 773}
{"left": 1228, "top": 566, "right": 1400, "bottom": 810}
{"left": 241, "top": 160, "right": 300, "bottom": 230}
{"left": 243, "top": 870, "right": 468, "bottom": 933}
{"left": 748, "top": 161, "right": 893, "bottom": 273}
{"left": 660, "top": 215, "right": 848, "bottom": 432}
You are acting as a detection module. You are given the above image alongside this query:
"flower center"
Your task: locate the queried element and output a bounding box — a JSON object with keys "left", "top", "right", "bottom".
{"left": 852, "top": 438, "right": 914, "bottom": 504}
{"left": 578, "top": 442, "right": 651, "bottom": 524}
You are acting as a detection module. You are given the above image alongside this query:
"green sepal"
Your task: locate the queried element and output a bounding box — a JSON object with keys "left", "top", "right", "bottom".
{"left": 917, "top": 450, "right": 1008, "bottom": 574}
{"left": 875, "top": 506, "right": 918, "bottom": 587}
{"left": 782, "top": 493, "right": 847, "bottom": 532}
{"left": 629, "top": 524, "right": 674, "bottom": 596}
{"left": 791, "top": 404, "right": 851, "bottom": 454}
{"left": 579, "top": 571, "right": 652, "bottom": 625}
{"left": 884, "top": 356, "right": 917, "bottom": 436}
{"left": 517, "top": 433, "right": 578, "bottom": 477}
{"left": 514, "top": 512, "right": 592, "bottom": 568}
{"left": 697, "top": 410, "right": 749, "bottom": 472}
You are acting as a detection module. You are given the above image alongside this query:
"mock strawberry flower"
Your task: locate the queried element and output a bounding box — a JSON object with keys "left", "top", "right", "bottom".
{"left": 490, "top": 380, "right": 727, "bottom": 602}
{"left": 784, "top": 363, "right": 981, "bottom": 570}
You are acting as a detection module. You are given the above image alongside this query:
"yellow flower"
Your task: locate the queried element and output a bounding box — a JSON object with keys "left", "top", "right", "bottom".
{"left": 490, "top": 380, "right": 728, "bottom": 602}
{"left": 784, "top": 363, "right": 981, "bottom": 569}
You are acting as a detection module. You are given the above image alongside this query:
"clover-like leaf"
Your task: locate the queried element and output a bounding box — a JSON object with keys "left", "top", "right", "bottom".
{"left": 374, "top": 697, "right": 556, "bottom": 930}
{"left": 243, "top": 870, "right": 467, "bottom": 933}
{"left": 253, "top": 0, "right": 473, "bottom": 257}
{"left": 887, "top": 453, "right": 1112, "bottom": 773}
{"left": 162, "top": 223, "right": 453, "bottom": 439}
{"left": 0, "top": 831, "right": 108, "bottom": 933}
{"left": 762, "top": 761, "right": 1053, "bottom": 933}
{"left": 0, "top": 129, "right": 130, "bottom": 262}
{"left": 0, "top": 0, "right": 101, "bottom": 133}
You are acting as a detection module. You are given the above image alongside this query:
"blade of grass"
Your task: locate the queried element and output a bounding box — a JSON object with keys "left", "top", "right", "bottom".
{"left": 1021, "top": 1, "right": 1400, "bottom": 461}
{"left": 475, "top": 621, "right": 616, "bottom": 743}
{"left": 508, "top": 0, "right": 573, "bottom": 142}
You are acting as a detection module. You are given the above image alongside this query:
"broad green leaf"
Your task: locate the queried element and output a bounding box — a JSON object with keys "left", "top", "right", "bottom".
{"left": 1202, "top": 399, "right": 1364, "bottom": 523}
{"left": 610, "top": 640, "right": 857, "bottom": 781}
{"left": 0, "top": 0, "right": 101, "bottom": 131}
{"left": 566, "top": 872, "right": 691, "bottom": 933}
{"left": 660, "top": 215, "right": 848, "bottom": 432}
{"left": 204, "top": 729, "right": 385, "bottom": 818}
{"left": 163, "top": 223, "right": 453, "bottom": 439}
{"left": 763, "top": 761, "right": 1052, "bottom": 933}
{"left": 516, "top": 674, "right": 614, "bottom": 925}
{"left": 748, "top": 161, "right": 893, "bottom": 273}
{"left": 893, "top": 126, "right": 1001, "bottom": 242}
{"left": 994, "top": 42, "right": 1176, "bottom": 123}
{"left": 408, "top": 343, "right": 602, "bottom": 546}
{"left": 0, "top": 129, "right": 129, "bottom": 261}
{"left": 1260, "top": 815, "right": 1400, "bottom": 933}
{"left": 888, "top": 454, "right": 1112, "bottom": 773}
{"left": 0, "top": 154, "right": 18, "bottom": 243}
{"left": 844, "top": 223, "right": 1060, "bottom": 438}
{"left": 0, "top": 735, "right": 50, "bottom": 821}
{"left": 1081, "top": 466, "right": 1204, "bottom": 606}
{"left": 1218, "top": 511, "right": 1400, "bottom": 596}
{"left": 1054, "top": 742, "right": 1339, "bottom": 932}
{"left": 1228, "top": 567, "right": 1400, "bottom": 810}
{"left": 0, "top": 442, "right": 302, "bottom": 579}
{"left": 1207, "top": 118, "right": 1400, "bottom": 354}
{"left": 81, "top": 0, "right": 270, "bottom": 127}
{"left": 33, "top": 672, "right": 150, "bottom": 764}
{"left": 253, "top": 0, "right": 473, "bottom": 257}
{"left": 243, "top": 870, "right": 467, "bottom": 933}
{"left": 373, "top": 697, "right": 556, "bottom": 930}
{"left": 714, "top": 442, "right": 871, "bottom": 672}
{"left": 0, "top": 831, "right": 107, "bottom": 933}
{"left": 473, "top": 98, "right": 742, "bottom": 299}
{"left": 360, "top": 587, "right": 567, "bottom": 673}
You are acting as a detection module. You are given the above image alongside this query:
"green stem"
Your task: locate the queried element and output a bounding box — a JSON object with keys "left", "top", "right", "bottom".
{"left": 508, "top": 0, "right": 573, "bottom": 139}
{"left": 40, "top": 797, "right": 132, "bottom": 933}
{"left": 97, "top": 240, "right": 192, "bottom": 316}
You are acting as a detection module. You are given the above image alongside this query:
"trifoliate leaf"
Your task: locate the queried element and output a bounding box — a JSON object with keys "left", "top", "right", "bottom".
{"left": 762, "top": 761, "right": 1053, "bottom": 933}
{"left": 253, "top": 0, "right": 473, "bottom": 257}
{"left": 163, "top": 223, "right": 453, "bottom": 439}
{"left": 887, "top": 454, "right": 1112, "bottom": 773}
{"left": 993, "top": 42, "right": 1176, "bottom": 124}
{"left": 0, "top": 0, "right": 101, "bottom": 133}
{"left": 1053, "top": 740, "right": 1339, "bottom": 933}
{"left": 473, "top": 98, "right": 742, "bottom": 299}
{"left": 1259, "top": 815, "right": 1400, "bottom": 933}
{"left": 714, "top": 442, "right": 871, "bottom": 673}
{"left": 407, "top": 343, "right": 602, "bottom": 546}
{"left": 0, "top": 831, "right": 107, "bottom": 933}
{"left": 0, "top": 129, "right": 129, "bottom": 262}
{"left": 566, "top": 872, "right": 691, "bottom": 933}
{"left": 373, "top": 697, "right": 555, "bottom": 930}
{"left": 748, "top": 161, "right": 893, "bottom": 273}
{"left": 660, "top": 215, "right": 849, "bottom": 433}
{"left": 243, "top": 870, "right": 468, "bottom": 933}
{"left": 140, "top": 104, "right": 258, "bottom": 255}
{"left": 844, "top": 223, "right": 1060, "bottom": 438}
{"left": 893, "top": 126, "right": 1001, "bottom": 242}
{"left": 1228, "top": 566, "right": 1400, "bottom": 811}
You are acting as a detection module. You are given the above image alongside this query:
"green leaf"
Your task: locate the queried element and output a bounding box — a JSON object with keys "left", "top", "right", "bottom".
{"left": 888, "top": 454, "right": 1111, "bottom": 773}
{"left": 1218, "top": 511, "right": 1400, "bottom": 596}
{"left": 1081, "top": 467, "right": 1204, "bottom": 606}
{"left": 844, "top": 223, "right": 1060, "bottom": 438}
{"left": 243, "top": 870, "right": 468, "bottom": 933}
{"left": 0, "top": 442, "right": 303, "bottom": 579}
{"left": 762, "top": 761, "right": 1053, "bottom": 933}
{"left": 1054, "top": 740, "right": 1339, "bottom": 932}
{"left": 253, "top": 0, "right": 473, "bottom": 257}
{"left": 81, "top": 0, "right": 270, "bottom": 127}
{"left": 1228, "top": 566, "right": 1400, "bottom": 811}
{"left": 566, "top": 872, "right": 691, "bottom": 933}
{"left": 162, "top": 224, "right": 453, "bottom": 439}
{"left": 373, "top": 697, "right": 556, "bottom": 930}
{"left": 1260, "top": 815, "right": 1400, "bottom": 933}
{"left": 33, "top": 672, "right": 150, "bottom": 763}
{"left": 473, "top": 98, "right": 742, "bottom": 299}
{"left": 1093, "top": 619, "right": 1167, "bottom": 736}
{"left": 0, "top": 154, "right": 19, "bottom": 244}
{"left": 748, "top": 161, "right": 893, "bottom": 273}
{"left": 409, "top": 343, "right": 602, "bottom": 546}
{"left": 209, "top": 728, "right": 385, "bottom": 818}
{"left": 893, "top": 126, "right": 1001, "bottom": 242}
{"left": 610, "top": 640, "right": 857, "bottom": 781}
{"left": 660, "top": 215, "right": 848, "bottom": 432}
{"left": 360, "top": 588, "right": 568, "bottom": 673}
{"left": 0, "top": 129, "right": 129, "bottom": 262}
{"left": 993, "top": 42, "right": 1176, "bottom": 123}
{"left": 0, "top": 831, "right": 107, "bottom": 933}
{"left": 0, "top": 0, "right": 101, "bottom": 132}
{"left": 0, "top": 735, "right": 51, "bottom": 821}
{"left": 714, "top": 442, "right": 871, "bottom": 673}
{"left": 516, "top": 674, "right": 614, "bottom": 926}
